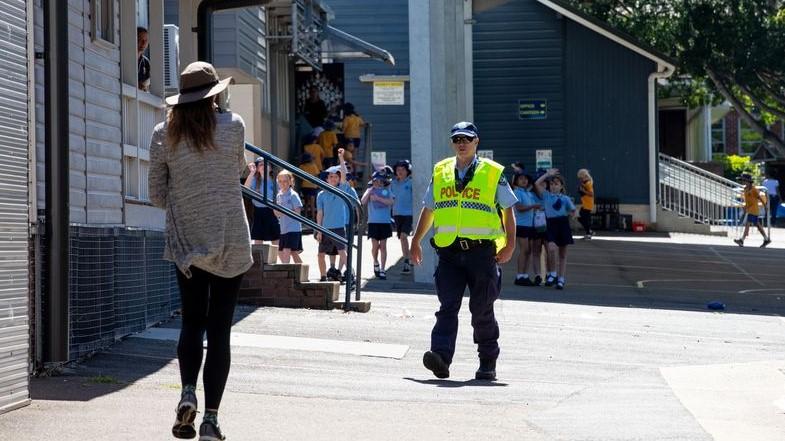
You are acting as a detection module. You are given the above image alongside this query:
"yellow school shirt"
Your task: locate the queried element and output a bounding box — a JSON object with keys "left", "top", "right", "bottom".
{"left": 580, "top": 180, "right": 594, "bottom": 211}
{"left": 744, "top": 186, "right": 761, "bottom": 215}
{"left": 299, "top": 162, "right": 320, "bottom": 189}
{"left": 319, "top": 130, "right": 338, "bottom": 159}
{"left": 304, "top": 143, "right": 324, "bottom": 168}
{"left": 343, "top": 114, "right": 364, "bottom": 139}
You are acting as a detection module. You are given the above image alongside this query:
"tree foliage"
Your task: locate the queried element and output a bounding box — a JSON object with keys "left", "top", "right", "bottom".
{"left": 569, "top": 0, "right": 785, "bottom": 154}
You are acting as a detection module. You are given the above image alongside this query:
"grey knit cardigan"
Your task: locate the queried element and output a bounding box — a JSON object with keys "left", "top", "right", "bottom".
{"left": 149, "top": 111, "right": 253, "bottom": 279}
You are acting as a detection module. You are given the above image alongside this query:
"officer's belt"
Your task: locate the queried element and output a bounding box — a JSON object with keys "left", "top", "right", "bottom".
{"left": 434, "top": 237, "right": 495, "bottom": 252}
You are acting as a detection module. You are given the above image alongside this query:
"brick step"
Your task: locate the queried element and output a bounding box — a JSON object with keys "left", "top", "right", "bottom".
{"left": 239, "top": 259, "right": 343, "bottom": 310}
{"left": 263, "top": 263, "right": 309, "bottom": 282}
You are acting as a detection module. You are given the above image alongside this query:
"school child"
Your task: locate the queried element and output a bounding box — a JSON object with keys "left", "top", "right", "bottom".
{"left": 244, "top": 158, "right": 280, "bottom": 255}
{"left": 303, "top": 135, "right": 324, "bottom": 170}
{"left": 512, "top": 172, "right": 542, "bottom": 286}
{"left": 316, "top": 149, "right": 352, "bottom": 282}
{"left": 361, "top": 171, "right": 395, "bottom": 280}
{"left": 734, "top": 173, "right": 771, "bottom": 247}
{"left": 275, "top": 170, "right": 304, "bottom": 263}
{"left": 577, "top": 168, "right": 595, "bottom": 239}
{"left": 390, "top": 160, "right": 414, "bottom": 274}
{"left": 319, "top": 120, "right": 339, "bottom": 168}
{"left": 534, "top": 168, "right": 576, "bottom": 290}
{"left": 298, "top": 153, "right": 320, "bottom": 220}
{"left": 342, "top": 103, "right": 365, "bottom": 150}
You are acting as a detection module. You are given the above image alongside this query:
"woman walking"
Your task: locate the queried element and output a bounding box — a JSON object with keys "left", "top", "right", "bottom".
{"left": 149, "top": 61, "right": 253, "bottom": 441}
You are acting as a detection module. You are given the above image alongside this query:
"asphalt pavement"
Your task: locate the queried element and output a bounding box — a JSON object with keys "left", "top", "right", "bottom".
{"left": 2, "top": 232, "right": 784, "bottom": 440}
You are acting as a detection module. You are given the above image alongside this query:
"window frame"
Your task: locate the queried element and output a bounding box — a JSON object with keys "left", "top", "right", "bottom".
{"left": 711, "top": 118, "right": 725, "bottom": 154}
{"left": 738, "top": 118, "right": 764, "bottom": 156}
{"left": 91, "top": 0, "right": 116, "bottom": 46}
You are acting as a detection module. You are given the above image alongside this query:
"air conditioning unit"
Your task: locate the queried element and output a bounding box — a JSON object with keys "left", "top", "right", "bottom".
{"left": 164, "top": 24, "right": 180, "bottom": 93}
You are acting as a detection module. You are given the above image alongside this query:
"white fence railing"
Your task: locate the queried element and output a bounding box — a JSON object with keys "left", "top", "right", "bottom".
{"left": 658, "top": 153, "right": 745, "bottom": 226}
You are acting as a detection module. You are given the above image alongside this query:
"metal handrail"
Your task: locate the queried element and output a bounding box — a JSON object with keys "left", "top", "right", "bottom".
{"left": 244, "top": 142, "right": 363, "bottom": 310}
{"left": 658, "top": 152, "right": 746, "bottom": 226}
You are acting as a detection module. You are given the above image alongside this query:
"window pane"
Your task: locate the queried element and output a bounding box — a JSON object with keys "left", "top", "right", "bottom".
{"left": 711, "top": 120, "right": 725, "bottom": 153}
{"left": 100, "top": 0, "right": 113, "bottom": 43}
{"left": 137, "top": 0, "right": 149, "bottom": 29}
{"left": 739, "top": 119, "right": 764, "bottom": 155}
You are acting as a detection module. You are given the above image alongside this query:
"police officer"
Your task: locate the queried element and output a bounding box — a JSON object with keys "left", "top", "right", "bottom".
{"left": 410, "top": 121, "right": 517, "bottom": 381}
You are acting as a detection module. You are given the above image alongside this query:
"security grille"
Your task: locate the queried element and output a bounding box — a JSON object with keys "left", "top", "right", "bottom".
{"left": 0, "top": 0, "right": 30, "bottom": 414}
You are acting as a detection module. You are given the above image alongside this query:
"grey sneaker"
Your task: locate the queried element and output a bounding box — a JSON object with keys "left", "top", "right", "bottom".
{"left": 199, "top": 418, "right": 226, "bottom": 441}
{"left": 401, "top": 263, "right": 411, "bottom": 274}
{"left": 172, "top": 388, "right": 198, "bottom": 439}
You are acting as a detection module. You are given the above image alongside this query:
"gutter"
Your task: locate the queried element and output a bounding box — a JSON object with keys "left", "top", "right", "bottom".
{"left": 43, "top": 0, "right": 70, "bottom": 362}
{"left": 649, "top": 63, "right": 675, "bottom": 224}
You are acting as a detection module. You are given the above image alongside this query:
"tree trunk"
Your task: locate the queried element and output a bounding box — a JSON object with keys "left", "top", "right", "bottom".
{"left": 707, "top": 69, "right": 785, "bottom": 157}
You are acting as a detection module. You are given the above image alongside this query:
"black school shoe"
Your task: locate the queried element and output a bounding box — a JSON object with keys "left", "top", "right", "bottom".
{"left": 533, "top": 275, "right": 542, "bottom": 286}
{"left": 326, "top": 267, "right": 342, "bottom": 281}
{"left": 514, "top": 277, "right": 533, "bottom": 286}
{"left": 544, "top": 275, "right": 557, "bottom": 287}
{"left": 475, "top": 359, "right": 497, "bottom": 381}
{"left": 422, "top": 351, "right": 450, "bottom": 379}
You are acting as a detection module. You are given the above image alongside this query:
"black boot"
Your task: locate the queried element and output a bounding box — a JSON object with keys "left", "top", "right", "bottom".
{"left": 422, "top": 351, "right": 450, "bottom": 379}
{"left": 475, "top": 358, "right": 496, "bottom": 381}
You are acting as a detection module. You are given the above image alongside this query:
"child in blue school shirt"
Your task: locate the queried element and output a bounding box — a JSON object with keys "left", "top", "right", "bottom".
{"left": 512, "top": 172, "right": 544, "bottom": 286}
{"left": 362, "top": 171, "right": 395, "bottom": 280}
{"left": 316, "top": 149, "right": 355, "bottom": 282}
{"left": 534, "top": 168, "right": 576, "bottom": 290}
{"left": 390, "top": 160, "right": 414, "bottom": 274}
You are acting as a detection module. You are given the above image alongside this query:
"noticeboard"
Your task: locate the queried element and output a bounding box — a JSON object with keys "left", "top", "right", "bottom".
{"left": 373, "top": 81, "right": 405, "bottom": 105}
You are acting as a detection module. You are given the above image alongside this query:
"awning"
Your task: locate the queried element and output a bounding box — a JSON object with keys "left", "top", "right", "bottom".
{"left": 322, "top": 25, "right": 395, "bottom": 66}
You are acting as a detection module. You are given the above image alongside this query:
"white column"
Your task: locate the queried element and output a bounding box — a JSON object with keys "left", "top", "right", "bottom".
{"left": 409, "top": 0, "right": 473, "bottom": 283}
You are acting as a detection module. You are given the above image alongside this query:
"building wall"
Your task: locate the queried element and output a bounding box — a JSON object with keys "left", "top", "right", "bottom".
{"left": 213, "top": 7, "right": 267, "bottom": 84}
{"left": 472, "top": 0, "right": 565, "bottom": 174}
{"left": 564, "top": 20, "right": 655, "bottom": 204}
{"left": 65, "top": 0, "right": 124, "bottom": 225}
{"left": 326, "top": 0, "right": 411, "bottom": 165}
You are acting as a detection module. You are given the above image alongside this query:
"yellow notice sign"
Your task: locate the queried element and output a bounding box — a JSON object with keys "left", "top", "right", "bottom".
{"left": 373, "top": 81, "right": 405, "bottom": 105}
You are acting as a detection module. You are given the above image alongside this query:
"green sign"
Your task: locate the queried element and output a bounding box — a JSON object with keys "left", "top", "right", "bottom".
{"left": 518, "top": 99, "right": 547, "bottom": 120}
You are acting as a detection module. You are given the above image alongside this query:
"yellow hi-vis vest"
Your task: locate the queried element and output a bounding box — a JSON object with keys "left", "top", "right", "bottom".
{"left": 432, "top": 157, "right": 506, "bottom": 251}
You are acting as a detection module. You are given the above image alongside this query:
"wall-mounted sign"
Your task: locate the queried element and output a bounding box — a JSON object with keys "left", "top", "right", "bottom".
{"left": 477, "top": 150, "right": 494, "bottom": 160}
{"left": 536, "top": 149, "right": 552, "bottom": 170}
{"left": 373, "top": 81, "right": 405, "bottom": 105}
{"left": 518, "top": 99, "right": 547, "bottom": 120}
{"left": 371, "top": 151, "right": 387, "bottom": 170}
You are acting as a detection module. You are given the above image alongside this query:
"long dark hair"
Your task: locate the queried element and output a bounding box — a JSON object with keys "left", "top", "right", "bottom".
{"left": 166, "top": 97, "right": 216, "bottom": 152}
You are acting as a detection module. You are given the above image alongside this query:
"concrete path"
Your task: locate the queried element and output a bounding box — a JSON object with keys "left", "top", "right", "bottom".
{"left": 2, "top": 233, "right": 785, "bottom": 440}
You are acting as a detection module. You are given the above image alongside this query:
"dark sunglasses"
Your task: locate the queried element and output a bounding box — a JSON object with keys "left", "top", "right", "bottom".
{"left": 451, "top": 136, "right": 475, "bottom": 144}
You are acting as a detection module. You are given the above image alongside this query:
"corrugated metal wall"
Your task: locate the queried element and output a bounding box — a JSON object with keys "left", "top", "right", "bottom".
{"left": 0, "top": 0, "right": 30, "bottom": 413}
{"left": 473, "top": 0, "right": 566, "bottom": 174}
{"left": 325, "top": 0, "right": 411, "bottom": 165}
{"left": 564, "top": 20, "right": 654, "bottom": 203}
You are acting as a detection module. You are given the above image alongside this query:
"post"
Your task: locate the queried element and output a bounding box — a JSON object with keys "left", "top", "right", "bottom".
{"left": 408, "top": 0, "right": 473, "bottom": 283}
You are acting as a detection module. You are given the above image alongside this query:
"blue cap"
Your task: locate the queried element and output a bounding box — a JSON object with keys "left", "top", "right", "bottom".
{"left": 450, "top": 121, "right": 478, "bottom": 138}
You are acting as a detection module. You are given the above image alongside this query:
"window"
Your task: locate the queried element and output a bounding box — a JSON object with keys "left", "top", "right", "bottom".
{"left": 711, "top": 119, "right": 725, "bottom": 154}
{"left": 739, "top": 119, "right": 764, "bottom": 155}
{"left": 92, "top": 0, "right": 115, "bottom": 44}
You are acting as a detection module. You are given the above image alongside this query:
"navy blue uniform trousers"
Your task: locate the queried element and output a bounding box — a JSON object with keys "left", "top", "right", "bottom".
{"left": 431, "top": 243, "right": 501, "bottom": 364}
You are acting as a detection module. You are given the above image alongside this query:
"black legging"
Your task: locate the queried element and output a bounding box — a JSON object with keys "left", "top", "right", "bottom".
{"left": 176, "top": 266, "right": 243, "bottom": 410}
{"left": 579, "top": 208, "right": 592, "bottom": 234}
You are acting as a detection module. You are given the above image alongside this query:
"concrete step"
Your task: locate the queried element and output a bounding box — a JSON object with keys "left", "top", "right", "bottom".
{"left": 329, "top": 299, "right": 372, "bottom": 313}
{"left": 655, "top": 207, "right": 727, "bottom": 236}
{"left": 263, "top": 263, "right": 309, "bottom": 282}
{"left": 252, "top": 243, "right": 278, "bottom": 265}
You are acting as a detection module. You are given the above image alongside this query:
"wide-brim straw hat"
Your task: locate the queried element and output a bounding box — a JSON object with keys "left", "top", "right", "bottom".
{"left": 165, "top": 61, "right": 232, "bottom": 106}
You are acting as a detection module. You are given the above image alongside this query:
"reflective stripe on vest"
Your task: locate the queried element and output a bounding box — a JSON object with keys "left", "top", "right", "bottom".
{"left": 431, "top": 157, "right": 506, "bottom": 250}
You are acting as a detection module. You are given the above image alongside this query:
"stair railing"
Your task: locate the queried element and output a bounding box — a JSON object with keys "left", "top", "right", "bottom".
{"left": 243, "top": 142, "right": 363, "bottom": 310}
{"left": 658, "top": 152, "right": 744, "bottom": 226}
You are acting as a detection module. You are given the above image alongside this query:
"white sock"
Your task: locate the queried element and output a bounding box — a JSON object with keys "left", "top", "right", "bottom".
{"left": 516, "top": 273, "right": 528, "bottom": 280}
{"left": 557, "top": 276, "right": 565, "bottom": 283}
{"left": 548, "top": 272, "right": 557, "bottom": 277}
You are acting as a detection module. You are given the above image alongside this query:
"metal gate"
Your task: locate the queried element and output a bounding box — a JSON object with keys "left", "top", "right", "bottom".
{"left": 0, "top": 0, "right": 31, "bottom": 414}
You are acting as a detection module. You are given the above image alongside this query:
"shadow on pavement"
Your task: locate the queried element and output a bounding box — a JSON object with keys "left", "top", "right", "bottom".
{"left": 368, "top": 237, "right": 785, "bottom": 317}
{"left": 31, "top": 307, "right": 259, "bottom": 402}
{"left": 403, "top": 377, "right": 509, "bottom": 387}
